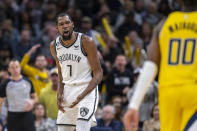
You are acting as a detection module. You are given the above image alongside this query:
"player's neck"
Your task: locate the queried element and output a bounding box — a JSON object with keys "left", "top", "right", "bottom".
{"left": 61, "top": 32, "right": 77, "bottom": 46}
{"left": 10, "top": 74, "right": 22, "bottom": 81}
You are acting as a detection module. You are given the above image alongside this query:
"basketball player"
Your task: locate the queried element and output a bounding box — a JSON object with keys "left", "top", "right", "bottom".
{"left": 123, "top": 0, "right": 197, "bottom": 130}
{"left": 50, "top": 13, "right": 103, "bottom": 131}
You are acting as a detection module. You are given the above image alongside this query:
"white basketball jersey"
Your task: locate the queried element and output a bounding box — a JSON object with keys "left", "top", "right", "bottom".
{"left": 54, "top": 33, "right": 92, "bottom": 86}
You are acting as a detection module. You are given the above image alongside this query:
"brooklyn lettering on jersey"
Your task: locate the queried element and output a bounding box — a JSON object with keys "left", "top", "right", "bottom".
{"left": 58, "top": 53, "right": 82, "bottom": 64}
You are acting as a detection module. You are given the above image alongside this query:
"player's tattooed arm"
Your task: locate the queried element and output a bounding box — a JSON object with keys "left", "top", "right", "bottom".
{"left": 69, "top": 35, "right": 103, "bottom": 108}
{"left": 50, "top": 41, "right": 65, "bottom": 112}
{"left": 147, "top": 19, "right": 166, "bottom": 66}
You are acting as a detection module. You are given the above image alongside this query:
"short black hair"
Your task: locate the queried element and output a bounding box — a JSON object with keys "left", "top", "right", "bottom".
{"left": 36, "top": 54, "right": 46, "bottom": 59}
{"left": 182, "top": 0, "right": 197, "bottom": 8}
{"left": 8, "top": 58, "right": 20, "bottom": 67}
{"left": 56, "top": 13, "right": 72, "bottom": 25}
{"left": 9, "top": 58, "right": 19, "bottom": 63}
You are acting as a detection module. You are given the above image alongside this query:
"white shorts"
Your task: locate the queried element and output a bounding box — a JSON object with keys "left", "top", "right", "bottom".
{"left": 56, "top": 84, "right": 98, "bottom": 127}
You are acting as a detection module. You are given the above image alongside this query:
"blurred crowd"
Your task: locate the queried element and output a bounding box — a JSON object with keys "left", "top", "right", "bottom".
{"left": 0, "top": 0, "right": 182, "bottom": 130}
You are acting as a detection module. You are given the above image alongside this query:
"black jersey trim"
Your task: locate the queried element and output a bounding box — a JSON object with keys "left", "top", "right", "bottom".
{"left": 80, "top": 34, "right": 87, "bottom": 56}
{"left": 54, "top": 39, "right": 57, "bottom": 55}
{"left": 60, "top": 33, "right": 78, "bottom": 48}
{"left": 88, "top": 88, "right": 97, "bottom": 120}
{"left": 56, "top": 124, "right": 76, "bottom": 127}
{"left": 77, "top": 118, "right": 89, "bottom": 121}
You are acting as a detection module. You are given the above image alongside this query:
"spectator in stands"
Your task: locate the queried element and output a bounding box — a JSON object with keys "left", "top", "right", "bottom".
{"left": 128, "top": 30, "right": 143, "bottom": 51}
{"left": 112, "top": 96, "right": 123, "bottom": 121}
{"left": 74, "top": 0, "right": 93, "bottom": 16}
{"left": 97, "top": 51, "right": 109, "bottom": 106}
{"left": 19, "top": 0, "right": 43, "bottom": 37}
{"left": 91, "top": 105, "right": 123, "bottom": 131}
{"left": 21, "top": 44, "right": 50, "bottom": 96}
{"left": 65, "top": 6, "right": 83, "bottom": 30}
{"left": 38, "top": 22, "right": 57, "bottom": 59}
{"left": 0, "top": 2, "right": 6, "bottom": 24}
{"left": 141, "top": 22, "right": 152, "bottom": 50}
{"left": 0, "top": 46, "right": 12, "bottom": 69}
{"left": 80, "top": 16, "right": 100, "bottom": 47}
{"left": 115, "top": 0, "right": 135, "bottom": 29}
{"left": 116, "top": 11, "right": 141, "bottom": 41}
{"left": 0, "top": 68, "right": 9, "bottom": 84}
{"left": 143, "top": 1, "right": 160, "bottom": 26}
{"left": 41, "top": 1, "right": 57, "bottom": 27}
{"left": 92, "top": 0, "right": 107, "bottom": 18}
{"left": 2, "top": 0, "right": 18, "bottom": 27}
{"left": 142, "top": 103, "right": 160, "bottom": 131}
{"left": 14, "top": 29, "right": 34, "bottom": 60}
{"left": 158, "top": 0, "right": 171, "bottom": 16}
{"left": 127, "top": 30, "right": 147, "bottom": 68}
{"left": 17, "top": 11, "right": 33, "bottom": 34}
{"left": 94, "top": 4, "right": 111, "bottom": 28}
{"left": 0, "top": 59, "right": 38, "bottom": 131}
{"left": 56, "top": 0, "right": 69, "bottom": 14}
{"left": 39, "top": 67, "right": 58, "bottom": 120}
{"left": 102, "top": 36, "right": 123, "bottom": 64}
{"left": 34, "top": 103, "right": 56, "bottom": 131}
{"left": 0, "top": 19, "right": 20, "bottom": 48}
{"left": 106, "top": 54, "right": 134, "bottom": 105}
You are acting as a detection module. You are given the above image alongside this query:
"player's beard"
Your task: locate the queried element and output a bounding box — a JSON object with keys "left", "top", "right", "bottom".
{"left": 62, "top": 30, "right": 73, "bottom": 41}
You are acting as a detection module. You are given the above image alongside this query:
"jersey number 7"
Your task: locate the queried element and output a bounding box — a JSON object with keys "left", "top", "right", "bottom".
{"left": 67, "top": 65, "right": 72, "bottom": 76}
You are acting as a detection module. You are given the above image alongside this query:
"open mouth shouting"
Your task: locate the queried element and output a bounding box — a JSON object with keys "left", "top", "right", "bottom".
{"left": 63, "top": 30, "right": 69, "bottom": 36}
{"left": 62, "top": 30, "right": 72, "bottom": 40}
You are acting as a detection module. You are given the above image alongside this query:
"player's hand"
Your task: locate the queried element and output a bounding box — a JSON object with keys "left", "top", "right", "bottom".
{"left": 24, "top": 99, "right": 34, "bottom": 112}
{"left": 57, "top": 95, "right": 65, "bottom": 113}
{"left": 123, "top": 108, "right": 139, "bottom": 131}
{"left": 69, "top": 95, "right": 83, "bottom": 108}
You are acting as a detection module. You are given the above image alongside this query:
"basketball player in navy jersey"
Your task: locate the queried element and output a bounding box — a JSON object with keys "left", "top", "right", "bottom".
{"left": 50, "top": 13, "right": 103, "bottom": 131}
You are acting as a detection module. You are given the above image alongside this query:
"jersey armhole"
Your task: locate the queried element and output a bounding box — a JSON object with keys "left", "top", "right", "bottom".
{"left": 80, "top": 34, "right": 87, "bottom": 56}
{"left": 53, "top": 39, "right": 57, "bottom": 55}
